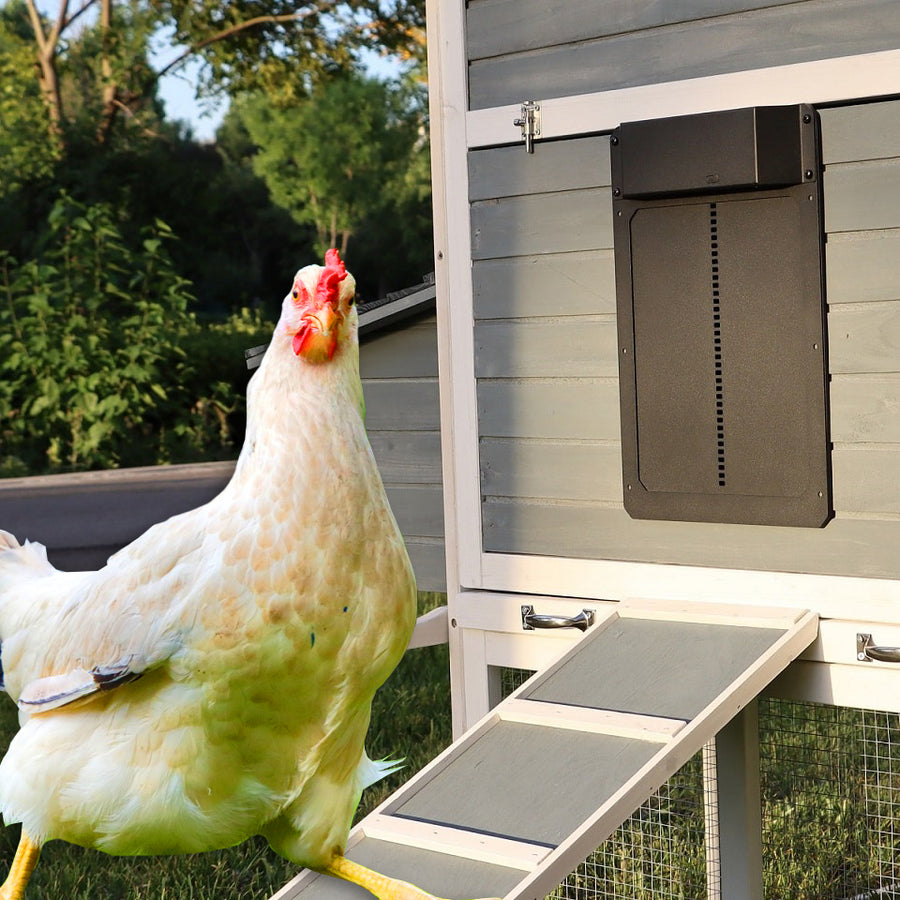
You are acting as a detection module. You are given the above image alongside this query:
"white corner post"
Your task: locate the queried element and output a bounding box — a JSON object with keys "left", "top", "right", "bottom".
{"left": 706, "top": 701, "right": 763, "bottom": 900}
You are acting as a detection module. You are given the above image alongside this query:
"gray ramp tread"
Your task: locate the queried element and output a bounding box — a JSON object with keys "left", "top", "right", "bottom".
{"left": 394, "top": 720, "right": 660, "bottom": 846}
{"left": 272, "top": 838, "right": 525, "bottom": 899}
{"left": 272, "top": 603, "right": 818, "bottom": 900}
{"left": 524, "top": 617, "right": 784, "bottom": 720}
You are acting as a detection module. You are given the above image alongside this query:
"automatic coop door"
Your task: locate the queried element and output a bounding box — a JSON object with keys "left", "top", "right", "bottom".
{"left": 611, "top": 105, "right": 832, "bottom": 528}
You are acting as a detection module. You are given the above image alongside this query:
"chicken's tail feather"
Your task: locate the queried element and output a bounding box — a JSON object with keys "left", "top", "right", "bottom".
{"left": 358, "top": 753, "right": 405, "bottom": 792}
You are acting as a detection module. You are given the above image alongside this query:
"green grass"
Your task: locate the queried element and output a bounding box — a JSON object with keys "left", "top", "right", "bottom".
{"left": 0, "top": 592, "right": 452, "bottom": 900}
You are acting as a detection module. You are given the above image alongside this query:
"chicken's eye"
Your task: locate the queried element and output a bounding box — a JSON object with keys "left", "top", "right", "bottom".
{"left": 291, "top": 289, "right": 299, "bottom": 301}
{"left": 347, "top": 295, "right": 355, "bottom": 307}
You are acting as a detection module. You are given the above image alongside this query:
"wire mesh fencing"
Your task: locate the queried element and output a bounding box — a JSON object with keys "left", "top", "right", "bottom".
{"left": 494, "top": 667, "right": 900, "bottom": 900}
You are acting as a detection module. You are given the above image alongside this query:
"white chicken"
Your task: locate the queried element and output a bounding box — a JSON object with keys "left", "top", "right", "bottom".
{"left": 0, "top": 251, "right": 459, "bottom": 900}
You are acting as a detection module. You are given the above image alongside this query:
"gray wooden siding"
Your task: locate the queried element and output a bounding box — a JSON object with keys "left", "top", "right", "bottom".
{"left": 2, "top": 317, "right": 446, "bottom": 592}
{"left": 361, "top": 315, "right": 445, "bottom": 591}
{"left": 472, "top": 98, "right": 900, "bottom": 579}
{"left": 466, "top": 0, "right": 900, "bottom": 110}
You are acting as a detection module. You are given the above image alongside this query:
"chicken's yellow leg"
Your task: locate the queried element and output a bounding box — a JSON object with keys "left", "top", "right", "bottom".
{"left": 321, "top": 855, "right": 499, "bottom": 900}
{"left": 0, "top": 831, "right": 41, "bottom": 900}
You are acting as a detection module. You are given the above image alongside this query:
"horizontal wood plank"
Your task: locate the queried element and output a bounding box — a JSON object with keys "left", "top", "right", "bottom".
{"left": 466, "top": 0, "right": 800, "bottom": 61}
{"left": 474, "top": 319, "right": 619, "bottom": 379}
{"left": 471, "top": 190, "right": 613, "bottom": 260}
{"left": 477, "top": 379, "right": 621, "bottom": 441}
{"left": 828, "top": 302, "right": 900, "bottom": 375}
{"left": 619, "top": 597, "right": 809, "bottom": 629}
{"left": 472, "top": 251, "right": 616, "bottom": 320}
{"left": 362, "top": 815, "right": 547, "bottom": 871}
{"left": 821, "top": 98, "right": 900, "bottom": 164}
{"left": 826, "top": 231, "right": 900, "bottom": 304}
{"left": 385, "top": 485, "right": 445, "bottom": 539}
{"left": 830, "top": 374, "right": 900, "bottom": 443}
{"left": 405, "top": 539, "right": 446, "bottom": 593}
{"left": 499, "top": 698, "right": 683, "bottom": 741}
{"left": 825, "top": 158, "right": 900, "bottom": 233}
{"left": 363, "top": 381, "right": 440, "bottom": 430}
{"left": 468, "top": 0, "right": 900, "bottom": 110}
{"left": 360, "top": 317, "right": 438, "bottom": 379}
{"left": 369, "top": 431, "right": 442, "bottom": 484}
{"left": 478, "top": 440, "right": 900, "bottom": 523}
{"left": 481, "top": 501, "right": 900, "bottom": 580}
{"left": 468, "top": 138, "right": 610, "bottom": 201}
{"left": 832, "top": 446, "right": 900, "bottom": 515}
{"left": 481, "top": 438, "right": 622, "bottom": 502}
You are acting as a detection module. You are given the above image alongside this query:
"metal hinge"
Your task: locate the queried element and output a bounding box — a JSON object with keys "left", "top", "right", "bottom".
{"left": 513, "top": 100, "right": 541, "bottom": 153}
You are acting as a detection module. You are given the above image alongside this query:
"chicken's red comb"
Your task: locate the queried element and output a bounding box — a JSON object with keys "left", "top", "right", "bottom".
{"left": 316, "top": 248, "right": 348, "bottom": 306}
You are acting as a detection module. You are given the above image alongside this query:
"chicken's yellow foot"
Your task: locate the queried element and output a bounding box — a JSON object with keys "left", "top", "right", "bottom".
{"left": 0, "top": 831, "right": 41, "bottom": 900}
{"left": 321, "top": 855, "right": 500, "bottom": 900}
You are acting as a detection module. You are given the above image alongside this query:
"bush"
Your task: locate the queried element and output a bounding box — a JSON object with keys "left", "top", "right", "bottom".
{"left": 0, "top": 193, "right": 273, "bottom": 476}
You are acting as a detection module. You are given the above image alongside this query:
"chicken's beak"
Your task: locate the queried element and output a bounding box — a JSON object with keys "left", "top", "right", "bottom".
{"left": 310, "top": 303, "right": 340, "bottom": 337}
{"left": 292, "top": 303, "right": 342, "bottom": 363}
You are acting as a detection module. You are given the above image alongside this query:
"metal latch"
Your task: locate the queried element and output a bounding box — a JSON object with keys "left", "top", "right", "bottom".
{"left": 857, "top": 633, "right": 900, "bottom": 663}
{"left": 521, "top": 605, "right": 595, "bottom": 632}
{"left": 513, "top": 100, "right": 541, "bottom": 154}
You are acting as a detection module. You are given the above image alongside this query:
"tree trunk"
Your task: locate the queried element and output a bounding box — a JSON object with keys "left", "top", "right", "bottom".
{"left": 96, "top": 0, "right": 119, "bottom": 145}
{"left": 329, "top": 208, "right": 338, "bottom": 251}
{"left": 25, "top": 0, "right": 66, "bottom": 138}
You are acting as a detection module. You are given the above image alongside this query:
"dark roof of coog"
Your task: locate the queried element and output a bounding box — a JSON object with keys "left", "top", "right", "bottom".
{"left": 244, "top": 273, "right": 436, "bottom": 371}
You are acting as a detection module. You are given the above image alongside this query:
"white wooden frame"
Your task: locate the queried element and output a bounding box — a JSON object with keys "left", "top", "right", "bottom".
{"left": 427, "top": 0, "right": 900, "bottom": 734}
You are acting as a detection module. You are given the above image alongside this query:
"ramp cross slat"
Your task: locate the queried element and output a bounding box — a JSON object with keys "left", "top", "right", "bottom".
{"left": 272, "top": 602, "right": 818, "bottom": 900}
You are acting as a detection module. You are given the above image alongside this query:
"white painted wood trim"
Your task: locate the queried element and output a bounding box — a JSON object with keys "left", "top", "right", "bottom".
{"left": 455, "top": 592, "right": 616, "bottom": 638}
{"left": 768, "top": 659, "right": 900, "bottom": 713}
{"left": 801, "top": 618, "right": 900, "bottom": 667}
{"left": 426, "top": 0, "right": 483, "bottom": 737}
{"left": 482, "top": 629, "right": 587, "bottom": 675}
{"left": 467, "top": 48, "right": 900, "bottom": 149}
{"left": 477, "top": 554, "right": 900, "bottom": 622}
{"left": 427, "top": 0, "right": 482, "bottom": 594}
{"left": 499, "top": 698, "right": 684, "bottom": 741}
{"left": 458, "top": 626, "right": 493, "bottom": 729}
{"left": 268, "top": 869, "right": 316, "bottom": 900}
{"left": 407, "top": 605, "right": 449, "bottom": 649}
{"left": 714, "top": 704, "right": 763, "bottom": 900}
{"left": 617, "top": 597, "right": 809, "bottom": 629}
{"left": 362, "top": 814, "right": 548, "bottom": 871}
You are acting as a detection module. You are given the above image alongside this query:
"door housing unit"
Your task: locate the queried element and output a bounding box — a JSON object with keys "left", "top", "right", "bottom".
{"left": 611, "top": 105, "right": 832, "bottom": 528}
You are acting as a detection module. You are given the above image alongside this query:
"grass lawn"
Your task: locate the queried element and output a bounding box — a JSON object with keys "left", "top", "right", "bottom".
{"left": 0, "top": 593, "right": 452, "bottom": 900}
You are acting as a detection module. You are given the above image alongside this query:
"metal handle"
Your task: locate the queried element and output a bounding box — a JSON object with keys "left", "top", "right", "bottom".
{"left": 521, "top": 605, "right": 595, "bottom": 632}
{"left": 857, "top": 633, "right": 900, "bottom": 663}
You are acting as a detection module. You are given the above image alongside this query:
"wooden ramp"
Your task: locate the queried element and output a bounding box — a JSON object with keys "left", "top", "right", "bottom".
{"left": 272, "top": 600, "right": 817, "bottom": 900}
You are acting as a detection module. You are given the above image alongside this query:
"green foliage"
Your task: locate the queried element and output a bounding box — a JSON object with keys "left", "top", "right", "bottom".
{"left": 0, "top": 193, "right": 270, "bottom": 476}
{"left": 236, "top": 69, "right": 433, "bottom": 296}
{"left": 16, "top": 0, "right": 426, "bottom": 154}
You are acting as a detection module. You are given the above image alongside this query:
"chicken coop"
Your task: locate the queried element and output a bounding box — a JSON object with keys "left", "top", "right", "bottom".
{"left": 277, "top": 2, "right": 900, "bottom": 899}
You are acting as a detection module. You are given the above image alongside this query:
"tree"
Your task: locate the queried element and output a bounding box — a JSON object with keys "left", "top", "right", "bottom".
{"left": 0, "top": 3, "right": 61, "bottom": 191}
{"left": 236, "top": 69, "right": 432, "bottom": 293}
{"left": 9, "top": 0, "right": 425, "bottom": 151}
